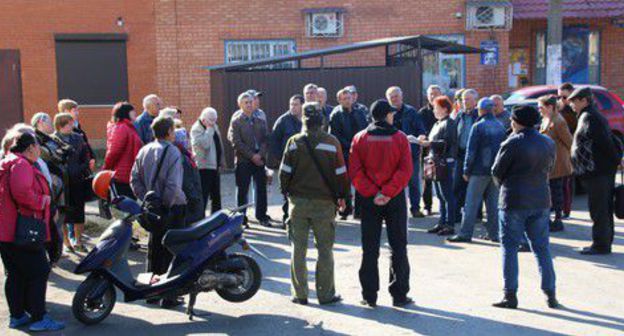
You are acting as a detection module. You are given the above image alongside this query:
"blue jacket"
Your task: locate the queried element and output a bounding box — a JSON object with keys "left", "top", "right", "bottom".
{"left": 492, "top": 128, "right": 555, "bottom": 210}
{"left": 464, "top": 113, "right": 507, "bottom": 176}
{"left": 456, "top": 108, "right": 478, "bottom": 153}
{"left": 268, "top": 111, "right": 302, "bottom": 169}
{"left": 395, "top": 104, "right": 426, "bottom": 159}
{"left": 329, "top": 105, "right": 368, "bottom": 160}
{"left": 134, "top": 111, "right": 155, "bottom": 144}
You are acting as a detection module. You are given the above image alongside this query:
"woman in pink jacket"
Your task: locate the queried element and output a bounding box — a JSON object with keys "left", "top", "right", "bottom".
{"left": 0, "top": 131, "right": 65, "bottom": 331}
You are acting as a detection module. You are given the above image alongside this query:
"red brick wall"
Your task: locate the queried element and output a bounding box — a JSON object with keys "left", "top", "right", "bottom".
{"left": 510, "top": 18, "right": 624, "bottom": 98}
{"left": 0, "top": 0, "right": 156, "bottom": 146}
{"left": 155, "top": 0, "right": 510, "bottom": 128}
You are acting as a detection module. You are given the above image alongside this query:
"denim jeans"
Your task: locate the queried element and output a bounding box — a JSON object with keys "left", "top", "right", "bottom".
{"left": 458, "top": 175, "right": 499, "bottom": 239}
{"left": 434, "top": 161, "right": 456, "bottom": 227}
{"left": 407, "top": 157, "right": 422, "bottom": 214}
{"left": 499, "top": 208, "right": 556, "bottom": 293}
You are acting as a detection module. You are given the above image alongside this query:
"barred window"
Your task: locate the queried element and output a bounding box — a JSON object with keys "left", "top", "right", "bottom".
{"left": 225, "top": 40, "right": 296, "bottom": 69}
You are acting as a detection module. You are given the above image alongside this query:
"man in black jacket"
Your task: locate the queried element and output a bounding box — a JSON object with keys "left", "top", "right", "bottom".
{"left": 329, "top": 89, "right": 368, "bottom": 220}
{"left": 491, "top": 105, "right": 558, "bottom": 310}
{"left": 569, "top": 87, "right": 620, "bottom": 255}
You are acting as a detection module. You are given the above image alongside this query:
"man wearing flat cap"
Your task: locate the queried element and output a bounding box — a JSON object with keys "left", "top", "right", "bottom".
{"left": 349, "top": 99, "right": 414, "bottom": 308}
{"left": 568, "top": 87, "right": 621, "bottom": 255}
{"left": 491, "top": 105, "right": 558, "bottom": 310}
{"left": 279, "top": 102, "right": 349, "bottom": 306}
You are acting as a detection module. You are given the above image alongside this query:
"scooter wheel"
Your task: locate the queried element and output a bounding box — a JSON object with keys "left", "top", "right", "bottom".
{"left": 72, "top": 276, "right": 116, "bottom": 325}
{"left": 216, "top": 253, "right": 262, "bottom": 302}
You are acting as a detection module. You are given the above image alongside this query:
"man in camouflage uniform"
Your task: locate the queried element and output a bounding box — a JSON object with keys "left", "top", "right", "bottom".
{"left": 279, "top": 102, "right": 349, "bottom": 305}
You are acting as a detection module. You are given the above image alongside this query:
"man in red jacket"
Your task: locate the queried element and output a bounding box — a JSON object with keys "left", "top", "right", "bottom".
{"left": 349, "top": 99, "right": 413, "bottom": 308}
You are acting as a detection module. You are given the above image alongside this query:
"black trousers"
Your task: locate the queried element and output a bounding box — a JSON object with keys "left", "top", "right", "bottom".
{"left": 453, "top": 153, "right": 468, "bottom": 221}
{"left": 582, "top": 175, "right": 615, "bottom": 250}
{"left": 147, "top": 205, "right": 186, "bottom": 275}
{"left": 199, "top": 169, "right": 222, "bottom": 214}
{"left": 549, "top": 178, "right": 564, "bottom": 219}
{"left": 359, "top": 191, "right": 410, "bottom": 302}
{"left": 235, "top": 162, "right": 268, "bottom": 220}
{"left": 282, "top": 196, "right": 289, "bottom": 221}
{"left": 0, "top": 243, "right": 50, "bottom": 321}
{"left": 422, "top": 180, "right": 433, "bottom": 211}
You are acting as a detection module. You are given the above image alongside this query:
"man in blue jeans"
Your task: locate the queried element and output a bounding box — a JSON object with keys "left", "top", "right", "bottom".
{"left": 448, "top": 98, "right": 506, "bottom": 243}
{"left": 490, "top": 105, "right": 559, "bottom": 309}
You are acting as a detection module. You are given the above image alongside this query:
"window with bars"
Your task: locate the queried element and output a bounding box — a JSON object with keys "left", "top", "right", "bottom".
{"left": 225, "top": 40, "right": 296, "bottom": 69}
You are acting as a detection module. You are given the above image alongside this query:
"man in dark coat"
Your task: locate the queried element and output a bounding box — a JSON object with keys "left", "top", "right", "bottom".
{"left": 569, "top": 87, "right": 620, "bottom": 255}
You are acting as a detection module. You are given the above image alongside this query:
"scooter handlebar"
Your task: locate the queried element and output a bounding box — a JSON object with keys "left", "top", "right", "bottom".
{"left": 228, "top": 203, "right": 254, "bottom": 214}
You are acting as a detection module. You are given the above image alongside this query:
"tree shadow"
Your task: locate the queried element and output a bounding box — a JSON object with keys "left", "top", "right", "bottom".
{"left": 43, "top": 302, "right": 348, "bottom": 336}
{"left": 313, "top": 302, "right": 574, "bottom": 336}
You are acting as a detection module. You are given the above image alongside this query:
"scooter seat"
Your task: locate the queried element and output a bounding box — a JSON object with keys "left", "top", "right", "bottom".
{"left": 162, "top": 212, "right": 229, "bottom": 248}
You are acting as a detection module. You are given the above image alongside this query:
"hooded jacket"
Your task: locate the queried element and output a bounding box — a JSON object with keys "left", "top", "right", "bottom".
{"left": 349, "top": 121, "right": 413, "bottom": 198}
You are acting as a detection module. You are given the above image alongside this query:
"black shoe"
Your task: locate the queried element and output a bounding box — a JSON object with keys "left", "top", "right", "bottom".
{"left": 411, "top": 210, "right": 425, "bottom": 218}
{"left": 437, "top": 227, "right": 455, "bottom": 236}
{"left": 353, "top": 214, "right": 361, "bottom": 220}
{"left": 339, "top": 214, "right": 349, "bottom": 220}
{"left": 243, "top": 216, "right": 250, "bottom": 229}
{"left": 146, "top": 298, "right": 161, "bottom": 305}
{"left": 447, "top": 235, "right": 472, "bottom": 243}
{"left": 549, "top": 220, "right": 564, "bottom": 232}
{"left": 393, "top": 297, "right": 414, "bottom": 307}
{"left": 425, "top": 209, "right": 433, "bottom": 216}
{"left": 518, "top": 244, "right": 531, "bottom": 252}
{"left": 561, "top": 212, "right": 570, "bottom": 219}
{"left": 545, "top": 290, "right": 559, "bottom": 309}
{"left": 259, "top": 219, "right": 272, "bottom": 227}
{"left": 161, "top": 297, "right": 185, "bottom": 309}
{"left": 478, "top": 234, "right": 499, "bottom": 242}
{"left": 360, "top": 299, "right": 377, "bottom": 308}
{"left": 319, "top": 295, "right": 342, "bottom": 305}
{"left": 492, "top": 292, "right": 518, "bottom": 309}
{"left": 579, "top": 246, "right": 611, "bottom": 255}
{"left": 426, "top": 225, "right": 443, "bottom": 234}
{"left": 291, "top": 297, "right": 308, "bottom": 305}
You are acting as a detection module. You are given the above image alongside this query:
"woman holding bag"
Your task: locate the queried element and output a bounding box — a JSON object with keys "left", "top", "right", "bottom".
{"left": 418, "top": 96, "right": 459, "bottom": 235}
{"left": 0, "top": 131, "right": 65, "bottom": 331}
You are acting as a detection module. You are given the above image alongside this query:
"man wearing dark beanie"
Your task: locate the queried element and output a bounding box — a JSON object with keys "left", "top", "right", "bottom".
{"left": 491, "top": 105, "right": 559, "bottom": 309}
{"left": 349, "top": 99, "right": 413, "bottom": 308}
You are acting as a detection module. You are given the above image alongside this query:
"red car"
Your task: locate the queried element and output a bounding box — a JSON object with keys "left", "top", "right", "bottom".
{"left": 504, "top": 85, "right": 624, "bottom": 138}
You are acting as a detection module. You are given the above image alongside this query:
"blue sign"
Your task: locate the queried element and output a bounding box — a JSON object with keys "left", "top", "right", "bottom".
{"left": 481, "top": 40, "right": 499, "bottom": 66}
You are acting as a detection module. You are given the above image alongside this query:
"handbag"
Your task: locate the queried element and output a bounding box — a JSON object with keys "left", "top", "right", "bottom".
{"left": 138, "top": 145, "right": 171, "bottom": 233}
{"left": 423, "top": 141, "right": 448, "bottom": 181}
{"left": 14, "top": 214, "right": 47, "bottom": 249}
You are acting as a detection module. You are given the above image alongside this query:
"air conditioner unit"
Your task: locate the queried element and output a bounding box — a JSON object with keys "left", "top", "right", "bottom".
{"left": 466, "top": 3, "right": 512, "bottom": 31}
{"left": 311, "top": 12, "right": 339, "bottom": 36}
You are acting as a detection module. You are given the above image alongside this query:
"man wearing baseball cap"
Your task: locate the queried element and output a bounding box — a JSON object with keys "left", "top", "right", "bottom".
{"left": 349, "top": 99, "right": 413, "bottom": 308}
{"left": 279, "top": 102, "right": 349, "bottom": 306}
{"left": 448, "top": 97, "right": 506, "bottom": 243}
{"left": 491, "top": 105, "right": 558, "bottom": 309}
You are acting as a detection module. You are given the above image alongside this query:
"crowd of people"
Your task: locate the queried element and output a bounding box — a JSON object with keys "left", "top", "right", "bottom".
{"left": 0, "top": 79, "right": 620, "bottom": 330}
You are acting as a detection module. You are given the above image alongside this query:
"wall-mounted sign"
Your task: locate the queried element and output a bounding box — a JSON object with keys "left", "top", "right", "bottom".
{"left": 480, "top": 40, "right": 499, "bottom": 66}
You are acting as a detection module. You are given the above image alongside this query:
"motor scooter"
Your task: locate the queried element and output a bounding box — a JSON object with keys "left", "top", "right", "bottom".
{"left": 71, "top": 188, "right": 264, "bottom": 325}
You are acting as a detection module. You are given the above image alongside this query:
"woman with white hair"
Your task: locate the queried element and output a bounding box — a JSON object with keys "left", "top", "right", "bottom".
{"left": 191, "top": 107, "right": 224, "bottom": 213}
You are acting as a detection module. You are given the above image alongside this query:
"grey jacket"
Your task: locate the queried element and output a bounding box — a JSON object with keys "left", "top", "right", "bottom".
{"left": 227, "top": 110, "right": 269, "bottom": 165}
{"left": 130, "top": 140, "right": 186, "bottom": 207}
{"left": 191, "top": 120, "right": 225, "bottom": 170}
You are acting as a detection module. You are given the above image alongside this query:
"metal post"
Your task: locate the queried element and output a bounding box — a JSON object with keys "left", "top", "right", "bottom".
{"left": 546, "top": 0, "right": 562, "bottom": 85}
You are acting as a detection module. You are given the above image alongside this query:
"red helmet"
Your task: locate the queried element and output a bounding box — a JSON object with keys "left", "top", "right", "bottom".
{"left": 92, "top": 170, "right": 114, "bottom": 200}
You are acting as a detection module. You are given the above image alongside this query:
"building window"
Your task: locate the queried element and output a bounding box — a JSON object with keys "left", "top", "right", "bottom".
{"left": 423, "top": 35, "right": 466, "bottom": 94}
{"left": 534, "top": 27, "right": 600, "bottom": 85}
{"left": 303, "top": 8, "right": 345, "bottom": 38}
{"left": 55, "top": 34, "right": 128, "bottom": 105}
{"left": 225, "top": 40, "right": 296, "bottom": 69}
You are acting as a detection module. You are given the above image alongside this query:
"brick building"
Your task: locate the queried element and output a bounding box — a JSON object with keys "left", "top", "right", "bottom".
{"left": 0, "top": 0, "right": 622, "bottom": 145}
